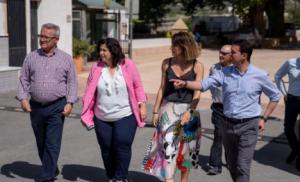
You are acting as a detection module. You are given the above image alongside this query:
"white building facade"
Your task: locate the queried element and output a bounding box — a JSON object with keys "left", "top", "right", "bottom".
{"left": 0, "top": 0, "right": 72, "bottom": 93}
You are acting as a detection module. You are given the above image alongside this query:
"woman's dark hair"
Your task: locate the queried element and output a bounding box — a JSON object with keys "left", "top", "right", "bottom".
{"left": 97, "top": 38, "right": 125, "bottom": 67}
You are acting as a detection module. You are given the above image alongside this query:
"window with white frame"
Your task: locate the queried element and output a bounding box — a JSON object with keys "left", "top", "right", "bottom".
{"left": 72, "top": 10, "right": 82, "bottom": 39}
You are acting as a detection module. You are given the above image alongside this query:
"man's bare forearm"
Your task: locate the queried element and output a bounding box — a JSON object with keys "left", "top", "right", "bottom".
{"left": 262, "top": 101, "right": 278, "bottom": 118}
{"left": 186, "top": 80, "right": 202, "bottom": 90}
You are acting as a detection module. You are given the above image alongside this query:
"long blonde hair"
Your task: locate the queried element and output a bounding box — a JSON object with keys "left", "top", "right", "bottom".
{"left": 171, "top": 32, "right": 201, "bottom": 61}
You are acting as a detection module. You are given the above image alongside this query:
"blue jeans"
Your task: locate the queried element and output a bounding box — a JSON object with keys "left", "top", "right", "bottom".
{"left": 30, "top": 98, "right": 66, "bottom": 182}
{"left": 94, "top": 114, "right": 137, "bottom": 181}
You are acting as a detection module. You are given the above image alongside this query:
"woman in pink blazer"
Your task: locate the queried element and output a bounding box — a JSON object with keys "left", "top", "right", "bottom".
{"left": 81, "top": 38, "right": 147, "bottom": 182}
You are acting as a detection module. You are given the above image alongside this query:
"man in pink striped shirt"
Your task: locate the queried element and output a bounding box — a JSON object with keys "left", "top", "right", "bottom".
{"left": 17, "top": 23, "right": 77, "bottom": 182}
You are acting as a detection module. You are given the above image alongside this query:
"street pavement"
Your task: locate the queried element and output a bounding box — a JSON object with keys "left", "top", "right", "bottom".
{"left": 0, "top": 90, "right": 299, "bottom": 182}
{"left": 1, "top": 39, "right": 300, "bottom": 181}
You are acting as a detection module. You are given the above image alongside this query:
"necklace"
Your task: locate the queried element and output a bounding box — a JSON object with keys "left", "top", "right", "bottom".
{"left": 102, "top": 65, "right": 121, "bottom": 96}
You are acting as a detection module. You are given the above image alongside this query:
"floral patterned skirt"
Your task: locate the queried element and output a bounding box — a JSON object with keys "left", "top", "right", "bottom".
{"left": 142, "top": 101, "right": 201, "bottom": 180}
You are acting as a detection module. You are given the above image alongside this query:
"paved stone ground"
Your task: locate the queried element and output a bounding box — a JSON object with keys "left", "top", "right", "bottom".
{"left": 1, "top": 41, "right": 300, "bottom": 181}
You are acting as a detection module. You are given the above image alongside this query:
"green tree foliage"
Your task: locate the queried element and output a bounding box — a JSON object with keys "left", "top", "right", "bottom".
{"left": 139, "top": 0, "right": 174, "bottom": 29}
{"left": 180, "top": 0, "right": 285, "bottom": 37}
{"left": 286, "top": 0, "right": 300, "bottom": 26}
{"left": 115, "top": 0, "right": 125, "bottom": 5}
{"left": 179, "top": 0, "right": 204, "bottom": 15}
{"left": 129, "top": 0, "right": 287, "bottom": 37}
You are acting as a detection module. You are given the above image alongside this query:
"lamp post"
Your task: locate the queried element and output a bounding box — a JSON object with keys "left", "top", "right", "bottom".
{"left": 128, "top": 0, "right": 133, "bottom": 58}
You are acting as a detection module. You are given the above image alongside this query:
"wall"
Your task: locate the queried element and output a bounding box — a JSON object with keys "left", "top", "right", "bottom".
{"left": 38, "top": 0, "right": 72, "bottom": 55}
{"left": 0, "top": 0, "right": 8, "bottom": 67}
{"left": 125, "top": 0, "right": 139, "bottom": 19}
{"left": 0, "top": 0, "right": 8, "bottom": 36}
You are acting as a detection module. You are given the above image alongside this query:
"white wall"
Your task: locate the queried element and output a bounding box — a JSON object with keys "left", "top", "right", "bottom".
{"left": 0, "top": 0, "right": 8, "bottom": 67}
{"left": 25, "top": 0, "right": 31, "bottom": 54}
{"left": 38, "top": 0, "right": 72, "bottom": 55}
{"left": 0, "top": 0, "right": 8, "bottom": 36}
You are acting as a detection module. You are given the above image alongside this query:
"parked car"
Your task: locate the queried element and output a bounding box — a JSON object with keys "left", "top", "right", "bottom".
{"left": 284, "top": 23, "right": 299, "bottom": 37}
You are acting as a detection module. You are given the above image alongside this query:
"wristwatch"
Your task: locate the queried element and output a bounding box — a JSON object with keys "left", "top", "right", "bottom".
{"left": 188, "top": 108, "right": 194, "bottom": 115}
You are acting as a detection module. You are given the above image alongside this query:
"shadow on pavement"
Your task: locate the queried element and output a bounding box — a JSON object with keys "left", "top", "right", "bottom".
{"left": 62, "top": 164, "right": 161, "bottom": 182}
{"left": 128, "top": 171, "right": 161, "bottom": 182}
{"left": 62, "top": 164, "right": 106, "bottom": 181}
{"left": 1, "top": 162, "right": 161, "bottom": 182}
{"left": 254, "top": 133, "right": 300, "bottom": 176}
{"left": 1, "top": 161, "right": 39, "bottom": 180}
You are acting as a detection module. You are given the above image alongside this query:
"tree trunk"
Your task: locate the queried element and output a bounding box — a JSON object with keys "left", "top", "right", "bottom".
{"left": 265, "top": 0, "right": 285, "bottom": 37}
{"left": 249, "top": 3, "right": 266, "bottom": 37}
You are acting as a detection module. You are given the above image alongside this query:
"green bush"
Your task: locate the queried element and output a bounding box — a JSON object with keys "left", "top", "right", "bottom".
{"left": 72, "top": 38, "right": 96, "bottom": 57}
{"left": 184, "top": 18, "right": 193, "bottom": 32}
{"left": 165, "top": 31, "right": 172, "bottom": 38}
{"left": 133, "top": 19, "right": 150, "bottom": 34}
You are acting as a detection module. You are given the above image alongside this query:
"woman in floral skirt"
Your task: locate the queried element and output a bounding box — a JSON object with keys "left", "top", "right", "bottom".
{"left": 142, "top": 32, "right": 203, "bottom": 182}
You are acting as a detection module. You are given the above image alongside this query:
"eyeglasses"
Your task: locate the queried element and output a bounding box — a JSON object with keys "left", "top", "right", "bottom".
{"left": 219, "top": 51, "right": 231, "bottom": 55}
{"left": 38, "top": 35, "right": 57, "bottom": 41}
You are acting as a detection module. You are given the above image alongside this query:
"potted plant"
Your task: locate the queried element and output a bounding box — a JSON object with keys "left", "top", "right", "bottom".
{"left": 72, "top": 38, "right": 95, "bottom": 73}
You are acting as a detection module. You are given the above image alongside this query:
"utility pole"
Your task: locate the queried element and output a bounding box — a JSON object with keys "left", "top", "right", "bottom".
{"left": 128, "top": 0, "right": 133, "bottom": 58}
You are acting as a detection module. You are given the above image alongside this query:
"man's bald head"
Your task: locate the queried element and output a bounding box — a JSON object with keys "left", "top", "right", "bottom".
{"left": 221, "top": 45, "right": 231, "bottom": 53}
{"left": 219, "top": 44, "right": 232, "bottom": 66}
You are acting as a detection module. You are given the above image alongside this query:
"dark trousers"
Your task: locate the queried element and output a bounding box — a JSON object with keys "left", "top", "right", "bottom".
{"left": 30, "top": 98, "right": 66, "bottom": 182}
{"left": 284, "top": 95, "right": 300, "bottom": 156}
{"left": 222, "top": 118, "right": 259, "bottom": 182}
{"left": 94, "top": 114, "right": 137, "bottom": 181}
{"left": 209, "top": 103, "right": 224, "bottom": 169}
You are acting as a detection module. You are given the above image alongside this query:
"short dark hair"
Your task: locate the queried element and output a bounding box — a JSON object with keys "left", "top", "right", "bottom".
{"left": 232, "top": 39, "right": 253, "bottom": 61}
{"left": 97, "top": 38, "right": 125, "bottom": 67}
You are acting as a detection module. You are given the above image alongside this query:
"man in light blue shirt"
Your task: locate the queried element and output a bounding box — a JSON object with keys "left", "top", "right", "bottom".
{"left": 275, "top": 57, "right": 300, "bottom": 170}
{"left": 172, "top": 40, "right": 280, "bottom": 182}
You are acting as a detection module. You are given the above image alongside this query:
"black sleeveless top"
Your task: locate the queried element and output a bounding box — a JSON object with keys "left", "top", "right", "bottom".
{"left": 163, "top": 58, "right": 196, "bottom": 103}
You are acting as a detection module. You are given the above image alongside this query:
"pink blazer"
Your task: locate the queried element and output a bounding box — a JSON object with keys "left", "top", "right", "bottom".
{"left": 81, "top": 58, "right": 147, "bottom": 128}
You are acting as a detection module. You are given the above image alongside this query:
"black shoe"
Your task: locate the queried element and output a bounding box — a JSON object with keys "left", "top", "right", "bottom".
{"left": 286, "top": 152, "right": 297, "bottom": 164}
{"left": 207, "top": 166, "right": 222, "bottom": 175}
{"left": 55, "top": 167, "right": 60, "bottom": 177}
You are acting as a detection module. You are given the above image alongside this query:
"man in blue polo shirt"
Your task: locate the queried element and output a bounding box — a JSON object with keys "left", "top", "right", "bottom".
{"left": 171, "top": 40, "right": 280, "bottom": 182}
